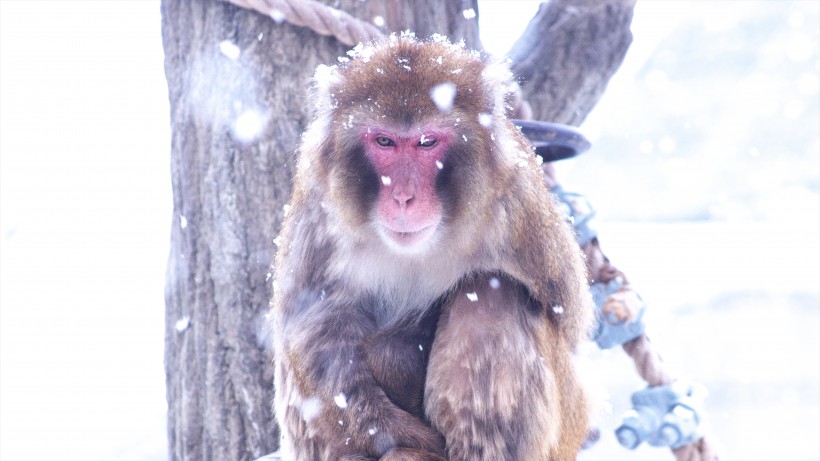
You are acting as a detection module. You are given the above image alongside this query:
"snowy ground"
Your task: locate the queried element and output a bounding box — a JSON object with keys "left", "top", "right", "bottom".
{"left": 578, "top": 221, "right": 820, "bottom": 461}
{"left": 1, "top": 1, "right": 818, "bottom": 461}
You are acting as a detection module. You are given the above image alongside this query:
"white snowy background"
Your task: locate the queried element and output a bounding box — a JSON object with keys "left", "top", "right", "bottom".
{"left": 0, "top": 1, "right": 817, "bottom": 460}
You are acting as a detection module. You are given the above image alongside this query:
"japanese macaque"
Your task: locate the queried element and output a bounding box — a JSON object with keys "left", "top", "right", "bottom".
{"left": 271, "top": 35, "right": 592, "bottom": 461}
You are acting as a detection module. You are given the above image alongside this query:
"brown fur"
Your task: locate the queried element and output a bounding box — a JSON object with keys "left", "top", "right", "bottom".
{"left": 272, "top": 35, "right": 591, "bottom": 461}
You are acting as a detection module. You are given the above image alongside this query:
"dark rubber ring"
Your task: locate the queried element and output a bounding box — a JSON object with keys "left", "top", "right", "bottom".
{"left": 511, "top": 119, "right": 591, "bottom": 161}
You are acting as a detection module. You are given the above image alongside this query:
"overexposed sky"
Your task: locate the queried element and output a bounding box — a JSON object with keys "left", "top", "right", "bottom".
{"left": 1, "top": 2, "right": 171, "bottom": 459}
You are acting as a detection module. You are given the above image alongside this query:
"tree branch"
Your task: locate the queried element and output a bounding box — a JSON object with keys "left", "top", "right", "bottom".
{"left": 507, "top": 0, "right": 636, "bottom": 126}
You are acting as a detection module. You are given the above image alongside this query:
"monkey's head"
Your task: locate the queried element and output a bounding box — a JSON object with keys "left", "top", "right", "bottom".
{"left": 299, "top": 34, "right": 529, "bottom": 257}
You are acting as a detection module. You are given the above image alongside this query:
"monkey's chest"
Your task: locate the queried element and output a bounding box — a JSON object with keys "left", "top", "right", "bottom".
{"left": 362, "top": 314, "right": 440, "bottom": 418}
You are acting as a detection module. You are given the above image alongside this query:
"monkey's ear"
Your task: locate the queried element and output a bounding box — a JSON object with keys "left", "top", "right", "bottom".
{"left": 310, "top": 64, "right": 342, "bottom": 118}
{"left": 481, "top": 61, "right": 515, "bottom": 117}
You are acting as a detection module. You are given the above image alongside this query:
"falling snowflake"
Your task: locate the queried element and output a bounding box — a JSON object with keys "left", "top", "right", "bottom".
{"left": 270, "top": 9, "right": 285, "bottom": 23}
{"left": 301, "top": 397, "right": 323, "bottom": 422}
{"left": 175, "top": 316, "right": 190, "bottom": 333}
{"left": 430, "top": 82, "right": 457, "bottom": 111}
{"left": 232, "top": 109, "right": 267, "bottom": 143}
{"left": 219, "top": 40, "right": 240, "bottom": 60}
{"left": 334, "top": 393, "right": 348, "bottom": 409}
{"left": 466, "top": 292, "right": 478, "bottom": 302}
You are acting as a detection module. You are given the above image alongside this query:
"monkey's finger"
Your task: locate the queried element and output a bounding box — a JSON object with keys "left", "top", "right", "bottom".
{"left": 379, "top": 447, "right": 447, "bottom": 461}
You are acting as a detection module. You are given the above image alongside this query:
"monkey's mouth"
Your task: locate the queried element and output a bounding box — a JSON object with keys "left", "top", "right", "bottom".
{"left": 381, "top": 224, "right": 437, "bottom": 249}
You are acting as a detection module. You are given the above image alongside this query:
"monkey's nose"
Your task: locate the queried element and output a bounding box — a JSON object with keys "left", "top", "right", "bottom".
{"left": 392, "top": 186, "right": 415, "bottom": 209}
{"left": 393, "top": 184, "right": 416, "bottom": 208}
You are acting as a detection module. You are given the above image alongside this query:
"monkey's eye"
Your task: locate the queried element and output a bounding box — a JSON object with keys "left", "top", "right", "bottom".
{"left": 375, "top": 136, "right": 395, "bottom": 147}
{"left": 417, "top": 137, "right": 437, "bottom": 148}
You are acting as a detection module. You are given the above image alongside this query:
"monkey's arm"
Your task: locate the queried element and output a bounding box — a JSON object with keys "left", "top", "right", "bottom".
{"left": 280, "top": 294, "right": 445, "bottom": 459}
{"left": 426, "top": 274, "right": 588, "bottom": 461}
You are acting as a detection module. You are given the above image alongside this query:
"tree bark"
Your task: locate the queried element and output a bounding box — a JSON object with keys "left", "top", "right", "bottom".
{"left": 162, "top": 2, "right": 338, "bottom": 459}
{"left": 161, "top": 1, "right": 478, "bottom": 460}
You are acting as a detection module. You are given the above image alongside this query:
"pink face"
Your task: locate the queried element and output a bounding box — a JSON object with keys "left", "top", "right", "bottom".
{"left": 362, "top": 127, "right": 449, "bottom": 252}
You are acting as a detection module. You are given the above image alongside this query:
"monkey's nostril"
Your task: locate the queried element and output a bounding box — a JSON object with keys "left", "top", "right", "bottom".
{"left": 393, "top": 190, "right": 414, "bottom": 207}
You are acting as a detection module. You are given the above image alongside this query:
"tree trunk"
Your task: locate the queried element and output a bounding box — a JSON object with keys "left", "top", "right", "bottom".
{"left": 162, "top": 0, "right": 633, "bottom": 460}
{"left": 161, "top": 1, "right": 478, "bottom": 460}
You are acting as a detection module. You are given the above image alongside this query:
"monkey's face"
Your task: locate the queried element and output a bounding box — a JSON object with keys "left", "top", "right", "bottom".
{"left": 312, "top": 37, "right": 514, "bottom": 260}
{"left": 360, "top": 126, "right": 449, "bottom": 253}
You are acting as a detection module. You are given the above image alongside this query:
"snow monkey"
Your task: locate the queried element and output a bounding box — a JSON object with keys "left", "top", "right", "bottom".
{"left": 271, "top": 35, "right": 591, "bottom": 461}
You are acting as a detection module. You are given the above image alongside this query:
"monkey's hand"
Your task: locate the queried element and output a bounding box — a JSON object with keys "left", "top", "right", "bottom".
{"left": 379, "top": 447, "right": 447, "bottom": 461}
{"left": 284, "top": 298, "right": 444, "bottom": 459}
{"left": 340, "top": 446, "right": 446, "bottom": 461}
{"left": 345, "top": 392, "right": 446, "bottom": 458}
